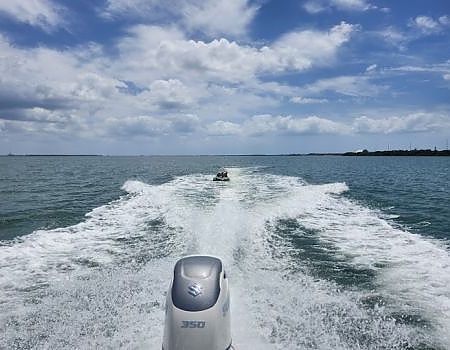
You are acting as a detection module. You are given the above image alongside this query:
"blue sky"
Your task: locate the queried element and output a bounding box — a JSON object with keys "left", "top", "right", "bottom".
{"left": 0, "top": 0, "right": 449, "bottom": 155}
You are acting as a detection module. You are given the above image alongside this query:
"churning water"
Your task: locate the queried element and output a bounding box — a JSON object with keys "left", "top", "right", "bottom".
{"left": 1, "top": 156, "right": 449, "bottom": 349}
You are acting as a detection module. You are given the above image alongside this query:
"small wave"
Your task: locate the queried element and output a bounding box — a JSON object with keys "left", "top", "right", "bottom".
{"left": 314, "top": 181, "right": 349, "bottom": 194}
{"left": 415, "top": 221, "right": 432, "bottom": 227}
{"left": 121, "top": 179, "right": 150, "bottom": 194}
{"left": 0, "top": 168, "right": 448, "bottom": 349}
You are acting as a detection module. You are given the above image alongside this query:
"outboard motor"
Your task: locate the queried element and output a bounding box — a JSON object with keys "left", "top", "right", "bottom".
{"left": 162, "top": 255, "right": 232, "bottom": 350}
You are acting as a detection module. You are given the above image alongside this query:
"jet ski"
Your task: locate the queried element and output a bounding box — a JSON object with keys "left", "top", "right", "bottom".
{"left": 162, "top": 255, "right": 233, "bottom": 350}
{"left": 213, "top": 169, "right": 230, "bottom": 181}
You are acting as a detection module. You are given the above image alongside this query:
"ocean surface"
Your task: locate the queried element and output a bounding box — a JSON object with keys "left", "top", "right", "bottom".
{"left": 0, "top": 155, "right": 449, "bottom": 349}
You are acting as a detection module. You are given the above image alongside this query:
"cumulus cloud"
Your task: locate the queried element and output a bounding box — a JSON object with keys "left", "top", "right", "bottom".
{"left": 104, "top": 115, "right": 170, "bottom": 137}
{"left": 113, "top": 22, "right": 355, "bottom": 85}
{"left": 180, "top": 0, "right": 259, "bottom": 38}
{"left": 439, "top": 15, "right": 450, "bottom": 26}
{"left": 170, "top": 114, "right": 200, "bottom": 133}
{"left": 274, "top": 115, "right": 349, "bottom": 134}
{"left": 190, "top": 114, "right": 351, "bottom": 137}
{"left": 141, "top": 79, "right": 198, "bottom": 110}
{"left": 202, "top": 111, "right": 450, "bottom": 138}
{"left": 411, "top": 15, "right": 450, "bottom": 34}
{"left": 0, "top": 34, "right": 126, "bottom": 135}
{"left": 1, "top": 1, "right": 448, "bottom": 154}
{"left": 206, "top": 120, "right": 241, "bottom": 136}
{"left": 353, "top": 112, "right": 450, "bottom": 134}
{"left": 207, "top": 112, "right": 450, "bottom": 137}
{"left": 116, "top": 31, "right": 261, "bottom": 84}
{"left": 240, "top": 115, "right": 349, "bottom": 136}
{"left": 101, "top": 0, "right": 258, "bottom": 38}
{"left": 0, "top": 21, "right": 356, "bottom": 141}
{"left": 272, "top": 22, "right": 355, "bottom": 69}
{"left": 100, "top": 113, "right": 201, "bottom": 138}
{"left": 0, "top": 1, "right": 65, "bottom": 31}
{"left": 412, "top": 16, "right": 440, "bottom": 33}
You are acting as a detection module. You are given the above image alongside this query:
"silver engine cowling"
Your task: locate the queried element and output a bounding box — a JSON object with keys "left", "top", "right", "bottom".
{"left": 162, "top": 255, "right": 232, "bottom": 350}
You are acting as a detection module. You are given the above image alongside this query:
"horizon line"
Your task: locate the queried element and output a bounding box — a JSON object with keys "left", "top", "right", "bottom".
{"left": 2, "top": 148, "right": 450, "bottom": 157}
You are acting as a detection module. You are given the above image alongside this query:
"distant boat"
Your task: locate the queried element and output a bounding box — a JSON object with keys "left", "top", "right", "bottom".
{"left": 213, "top": 168, "right": 230, "bottom": 181}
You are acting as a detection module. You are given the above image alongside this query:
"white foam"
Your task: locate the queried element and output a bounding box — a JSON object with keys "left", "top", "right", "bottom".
{"left": 284, "top": 186, "right": 450, "bottom": 347}
{"left": 0, "top": 179, "right": 182, "bottom": 303}
{"left": 0, "top": 168, "right": 447, "bottom": 349}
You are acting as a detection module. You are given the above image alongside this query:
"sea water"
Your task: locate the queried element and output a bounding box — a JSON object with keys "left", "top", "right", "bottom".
{"left": 0, "top": 155, "right": 449, "bottom": 349}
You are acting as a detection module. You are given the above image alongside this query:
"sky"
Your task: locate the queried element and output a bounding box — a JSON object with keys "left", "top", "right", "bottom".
{"left": 0, "top": 0, "right": 449, "bottom": 155}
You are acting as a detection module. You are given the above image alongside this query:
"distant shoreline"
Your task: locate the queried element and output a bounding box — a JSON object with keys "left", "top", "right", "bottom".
{"left": 341, "top": 149, "right": 450, "bottom": 156}
{"left": 2, "top": 149, "right": 450, "bottom": 157}
{"left": 3, "top": 154, "right": 104, "bottom": 157}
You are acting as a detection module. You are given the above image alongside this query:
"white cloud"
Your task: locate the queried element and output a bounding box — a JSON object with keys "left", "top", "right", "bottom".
{"left": 241, "top": 115, "right": 349, "bottom": 136}
{"left": 170, "top": 114, "right": 200, "bottom": 133}
{"left": 101, "top": 113, "right": 201, "bottom": 138}
{"left": 180, "top": 0, "right": 259, "bottom": 38}
{"left": 21, "top": 107, "right": 71, "bottom": 124}
{"left": 330, "top": 0, "right": 374, "bottom": 11}
{"left": 141, "top": 79, "right": 197, "bottom": 110}
{"left": 276, "top": 115, "right": 349, "bottom": 134}
{"left": 104, "top": 115, "right": 171, "bottom": 137}
{"left": 413, "top": 16, "right": 440, "bottom": 33}
{"left": 439, "top": 15, "right": 450, "bottom": 26}
{"left": 375, "top": 15, "right": 449, "bottom": 50}
{"left": 353, "top": 112, "right": 450, "bottom": 134}
{"left": 101, "top": 0, "right": 258, "bottom": 38}
{"left": 72, "top": 73, "right": 126, "bottom": 101}
{"left": 290, "top": 97, "right": 328, "bottom": 104}
{"left": 444, "top": 74, "right": 450, "bottom": 81}
{"left": 376, "top": 26, "right": 409, "bottom": 50}
{"left": 387, "top": 62, "right": 450, "bottom": 82}
{"left": 272, "top": 22, "right": 355, "bottom": 69}
{"left": 389, "top": 66, "right": 429, "bottom": 73}
{"left": 117, "top": 33, "right": 260, "bottom": 84}
{"left": 206, "top": 120, "right": 241, "bottom": 136}
{"left": 101, "top": 0, "right": 162, "bottom": 19}
{"left": 203, "top": 112, "right": 450, "bottom": 137}
{"left": 305, "top": 76, "right": 383, "bottom": 97}
{"left": 411, "top": 15, "right": 450, "bottom": 34}
{"left": 366, "top": 64, "right": 377, "bottom": 72}
{"left": 113, "top": 22, "right": 355, "bottom": 85}
{"left": 0, "top": 34, "right": 126, "bottom": 133}
{"left": 0, "top": 21, "right": 357, "bottom": 141}
{"left": 3, "top": 67, "right": 121, "bottom": 110}
{"left": 303, "top": 0, "right": 375, "bottom": 13}
{"left": 205, "top": 111, "right": 450, "bottom": 137}
{"left": 303, "top": 1, "right": 327, "bottom": 14}
{"left": 0, "top": 1, "right": 64, "bottom": 31}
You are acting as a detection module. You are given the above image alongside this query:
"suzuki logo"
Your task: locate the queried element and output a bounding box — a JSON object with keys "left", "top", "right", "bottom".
{"left": 188, "top": 282, "right": 203, "bottom": 297}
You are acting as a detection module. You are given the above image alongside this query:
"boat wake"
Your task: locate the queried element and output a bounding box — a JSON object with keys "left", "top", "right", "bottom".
{"left": 1, "top": 168, "right": 449, "bottom": 349}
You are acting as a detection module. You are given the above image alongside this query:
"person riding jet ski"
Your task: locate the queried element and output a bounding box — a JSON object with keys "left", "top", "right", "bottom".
{"left": 213, "top": 169, "right": 230, "bottom": 181}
